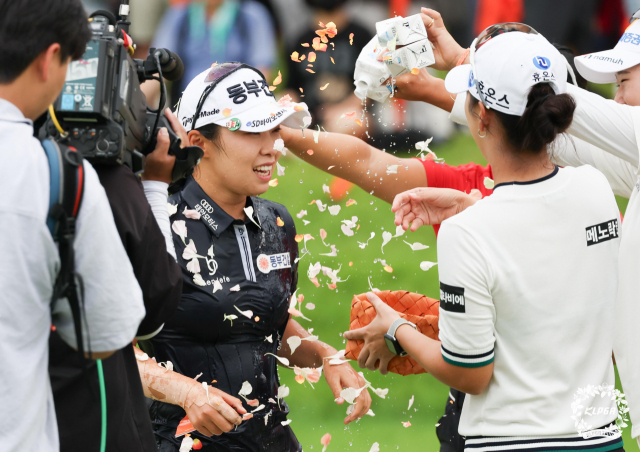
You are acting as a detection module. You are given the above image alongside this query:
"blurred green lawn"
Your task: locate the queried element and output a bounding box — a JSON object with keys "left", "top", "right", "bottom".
{"left": 262, "top": 132, "right": 637, "bottom": 452}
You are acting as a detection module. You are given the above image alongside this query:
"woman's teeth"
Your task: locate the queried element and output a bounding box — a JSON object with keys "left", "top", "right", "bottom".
{"left": 253, "top": 165, "right": 272, "bottom": 176}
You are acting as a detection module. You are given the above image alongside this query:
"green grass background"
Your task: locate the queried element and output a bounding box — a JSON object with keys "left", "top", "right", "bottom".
{"left": 262, "top": 132, "right": 638, "bottom": 452}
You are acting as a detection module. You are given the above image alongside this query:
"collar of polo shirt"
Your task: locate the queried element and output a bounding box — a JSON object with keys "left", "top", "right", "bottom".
{"left": 444, "top": 32, "right": 567, "bottom": 116}
{"left": 180, "top": 176, "right": 261, "bottom": 237}
{"left": 177, "top": 66, "right": 311, "bottom": 133}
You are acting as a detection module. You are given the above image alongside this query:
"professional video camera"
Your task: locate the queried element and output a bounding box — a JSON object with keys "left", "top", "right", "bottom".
{"left": 39, "top": 1, "right": 202, "bottom": 181}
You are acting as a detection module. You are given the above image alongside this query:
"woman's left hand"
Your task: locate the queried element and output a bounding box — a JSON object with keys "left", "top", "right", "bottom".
{"left": 343, "top": 292, "right": 400, "bottom": 375}
{"left": 323, "top": 361, "right": 372, "bottom": 424}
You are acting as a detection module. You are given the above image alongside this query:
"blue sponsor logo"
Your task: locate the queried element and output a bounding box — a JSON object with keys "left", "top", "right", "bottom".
{"left": 468, "top": 70, "right": 475, "bottom": 88}
{"left": 533, "top": 56, "right": 551, "bottom": 70}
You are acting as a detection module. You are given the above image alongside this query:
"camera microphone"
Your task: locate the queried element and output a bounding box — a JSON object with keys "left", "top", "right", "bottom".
{"left": 151, "top": 48, "right": 184, "bottom": 81}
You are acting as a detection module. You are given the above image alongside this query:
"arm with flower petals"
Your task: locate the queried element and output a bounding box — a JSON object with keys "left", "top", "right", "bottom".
{"left": 280, "top": 126, "right": 428, "bottom": 204}
{"left": 278, "top": 318, "right": 372, "bottom": 425}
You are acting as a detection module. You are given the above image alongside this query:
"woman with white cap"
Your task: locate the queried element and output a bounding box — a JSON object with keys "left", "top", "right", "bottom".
{"left": 344, "top": 28, "right": 626, "bottom": 452}
{"left": 142, "top": 62, "right": 371, "bottom": 452}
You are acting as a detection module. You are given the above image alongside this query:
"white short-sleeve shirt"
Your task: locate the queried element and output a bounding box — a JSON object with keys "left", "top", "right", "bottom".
{"left": 0, "top": 99, "right": 145, "bottom": 451}
{"left": 438, "top": 166, "right": 620, "bottom": 440}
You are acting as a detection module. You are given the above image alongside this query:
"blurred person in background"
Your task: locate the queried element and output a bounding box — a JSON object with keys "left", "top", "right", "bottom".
{"left": 151, "top": 0, "right": 277, "bottom": 102}
{"left": 286, "top": 0, "right": 371, "bottom": 135}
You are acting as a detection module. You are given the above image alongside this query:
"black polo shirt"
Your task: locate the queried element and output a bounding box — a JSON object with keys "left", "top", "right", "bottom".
{"left": 146, "top": 176, "right": 302, "bottom": 451}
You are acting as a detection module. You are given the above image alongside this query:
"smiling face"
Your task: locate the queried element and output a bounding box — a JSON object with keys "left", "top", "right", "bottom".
{"left": 189, "top": 125, "right": 282, "bottom": 201}
{"left": 615, "top": 64, "right": 640, "bottom": 106}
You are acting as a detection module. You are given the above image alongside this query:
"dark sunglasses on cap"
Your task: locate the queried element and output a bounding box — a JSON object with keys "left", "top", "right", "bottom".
{"left": 189, "top": 62, "right": 266, "bottom": 131}
{"left": 469, "top": 23, "right": 576, "bottom": 109}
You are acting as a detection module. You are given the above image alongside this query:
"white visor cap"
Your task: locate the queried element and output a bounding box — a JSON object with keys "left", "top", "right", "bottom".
{"left": 575, "top": 20, "right": 640, "bottom": 84}
{"left": 445, "top": 32, "right": 568, "bottom": 116}
{"left": 177, "top": 66, "right": 311, "bottom": 132}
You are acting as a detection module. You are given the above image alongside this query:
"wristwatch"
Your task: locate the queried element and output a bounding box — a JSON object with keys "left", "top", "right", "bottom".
{"left": 384, "top": 318, "right": 417, "bottom": 357}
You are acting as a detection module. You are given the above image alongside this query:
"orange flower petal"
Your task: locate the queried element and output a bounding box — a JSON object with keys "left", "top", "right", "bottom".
{"left": 295, "top": 234, "right": 304, "bottom": 242}
{"left": 306, "top": 69, "right": 316, "bottom": 73}
{"left": 254, "top": 316, "right": 260, "bottom": 322}
{"left": 308, "top": 200, "right": 317, "bottom": 205}
{"left": 299, "top": 87, "right": 304, "bottom": 93}
{"left": 269, "top": 86, "right": 277, "bottom": 91}
{"left": 301, "top": 43, "right": 310, "bottom": 47}
{"left": 294, "top": 105, "right": 304, "bottom": 112}
{"left": 272, "top": 70, "right": 282, "bottom": 86}
{"left": 349, "top": 33, "right": 354, "bottom": 45}
{"left": 349, "top": 261, "right": 353, "bottom": 266}
{"left": 319, "top": 83, "right": 329, "bottom": 91}
{"left": 346, "top": 199, "right": 356, "bottom": 206}
{"left": 300, "top": 54, "right": 306, "bottom": 61}
{"left": 384, "top": 266, "right": 393, "bottom": 273}
{"left": 330, "top": 57, "right": 335, "bottom": 64}
{"left": 276, "top": 216, "right": 284, "bottom": 226}
{"left": 307, "top": 149, "right": 314, "bottom": 155}
{"left": 290, "top": 51, "right": 300, "bottom": 62}
{"left": 355, "top": 119, "right": 362, "bottom": 126}
{"left": 295, "top": 375, "right": 305, "bottom": 384}
{"left": 308, "top": 52, "right": 317, "bottom": 63}
{"left": 411, "top": 68, "right": 420, "bottom": 75}
{"left": 222, "top": 108, "right": 232, "bottom": 117}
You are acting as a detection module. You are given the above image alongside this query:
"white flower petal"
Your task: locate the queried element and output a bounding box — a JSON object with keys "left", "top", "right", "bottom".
{"left": 186, "top": 258, "right": 201, "bottom": 274}
{"left": 273, "top": 138, "right": 285, "bottom": 153}
{"left": 403, "top": 240, "right": 429, "bottom": 251}
{"left": 386, "top": 164, "right": 399, "bottom": 175}
{"left": 381, "top": 231, "right": 393, "bottom": 253}
{"left": 484, "top": 177, "right": 495, "bottom": 189}
{"left": 135, "top": 353, "right": 149, "bottom": 361}
{"left": 172, "top": 220, "right": 188, "bottom": 243}
{"left": 167, "top": 203, "right": 178, "bottom": 217}
{"left": 328, "top": 205, "right": 341, "bottom": 216}
{"left": 408, "top": 395, "right": 415, "bottom": 410}
{"left": 420, "top": 261, "right": 438, "bottom": 271}
{"left": 277, "top": 162, "right": 286, "bottom": 176}
{"left": 370, "top": 442, "right": 380, "bottom": 452}
{"left": 281, "top": 419, "right": 292, "bottom": 426}
{"left": 229, "top": 284, "right": 241, "bottom": 292}
{"left": 183, "top": 206, "right": 201, "bottom": 220}
{"left": 394, "top": 225, "right": 406, "bottom": 237}
{"left": 243, "top": 206, "right": 261, "bottom": 229}
{"left": 322, "top": 184, "right": 331, "bottom": 194}
{"left": 179, "top": 436, "right": 194, "bottom": 452}
{"left": 341, "top": 224, "right": 355, "bottom": 236}
{"left": 193, "top": 273, "right": 206, "bottom": 286}
{"left": 306, "top": 303, "right": 316, "bottom": 310}
{"left": 296, "top": 210, "right": 308, "bottom": 219}
{"left": 212, "top": 280, "right": 223, "bottom": 293}
{"left": 287, "top": 335, "right": 302, "bottom": 354}
{"left": 265, "top": 334, "right": 273, "bottom": 343}
{"left": 239, "top": 381, "right": 253, "bottom": 397}
{"left": 277, "top": 385, "right": 290, "bottom": 399}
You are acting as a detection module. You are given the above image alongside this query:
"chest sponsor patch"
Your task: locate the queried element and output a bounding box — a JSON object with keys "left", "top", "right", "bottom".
{"left": 256, "top": 252, "right": 291, "bottom": 274}
{"left": 586, "top": 219, "right": 619, "bottom": 246}
{"left": 440, "top": 282, "right": 466, "bottom": 313}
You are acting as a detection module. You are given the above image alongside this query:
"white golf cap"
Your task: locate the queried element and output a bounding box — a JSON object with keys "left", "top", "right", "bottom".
{"left": 445, "top": 32, "right": 567, "bottom": 116}
{"left": 575, "top": 20, "right": 640, "bottom": 84}
{"left": 177, "top": 64, "right": 311, "bottom": 132}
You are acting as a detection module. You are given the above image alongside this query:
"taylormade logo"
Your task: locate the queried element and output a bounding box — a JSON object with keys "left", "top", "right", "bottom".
{"left": 583, "top": 54, "right": 624, "bottom": 65}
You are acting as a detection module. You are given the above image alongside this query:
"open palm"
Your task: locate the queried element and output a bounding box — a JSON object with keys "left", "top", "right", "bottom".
{"left": 392, "top": 187, "right": 482, "bottom": 231}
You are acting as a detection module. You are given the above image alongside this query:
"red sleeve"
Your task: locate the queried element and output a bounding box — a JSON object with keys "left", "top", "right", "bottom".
{"left": 416, "top": 158, "right": 494, "bottom": 236}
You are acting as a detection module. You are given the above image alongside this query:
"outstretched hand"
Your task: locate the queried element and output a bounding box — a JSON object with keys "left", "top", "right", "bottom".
{"left": 323, "top": 361, "right": 372, "bottom": 424}
{"left": 392, "top": 187, "right": 482, "bottom": 231}
{"left": 421, "top": 8, "right": 467, "bottom": 71}
{"left": 184, "top": 383, "right": 248, "bottom": 437}
{"left": 343, "top": 292, "right": 399, "bottom": 375}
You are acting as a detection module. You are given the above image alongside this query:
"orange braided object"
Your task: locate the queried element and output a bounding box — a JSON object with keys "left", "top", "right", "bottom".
{"left": 345, "top": 291, "right": 440, "bottom": 376}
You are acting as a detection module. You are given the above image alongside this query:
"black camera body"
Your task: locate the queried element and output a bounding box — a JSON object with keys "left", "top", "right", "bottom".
{"left": 40, "top": 8, "right": 202, "bottom": 181}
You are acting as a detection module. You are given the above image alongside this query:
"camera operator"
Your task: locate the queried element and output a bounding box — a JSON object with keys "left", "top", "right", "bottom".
{"left": 0, "top": 0, "right": 147, "bottom": 451}
{"left": 49, "top": 111, "right": 184, "bottom": 451}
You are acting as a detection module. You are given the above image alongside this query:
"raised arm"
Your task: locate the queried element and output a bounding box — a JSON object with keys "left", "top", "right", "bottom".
{"left": 280, "top": 126, "right": 428, "bottom": 204}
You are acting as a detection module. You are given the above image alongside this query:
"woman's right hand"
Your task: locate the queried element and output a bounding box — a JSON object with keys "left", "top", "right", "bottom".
{"left": 184, "top": 383, "right": 248, "bottom": 436}
{"left": 392, "top": 187, "right": 483, "bottom": 231}
{"left": 421, "top": 8, "right": 467, "bottom": 72}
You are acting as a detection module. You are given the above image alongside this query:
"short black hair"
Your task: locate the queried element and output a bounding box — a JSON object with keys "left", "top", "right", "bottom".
{"left": 0, "top": 0, "right": 91, "bottom": 83}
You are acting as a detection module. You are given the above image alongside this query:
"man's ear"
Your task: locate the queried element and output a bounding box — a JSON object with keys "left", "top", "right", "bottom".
{"left": 35, "top": 43, "right": 63, "bottom": 82}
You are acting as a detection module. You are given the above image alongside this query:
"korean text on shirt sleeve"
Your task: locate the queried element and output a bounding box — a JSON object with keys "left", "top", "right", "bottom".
{"left": 437, "top": 221, "right": 496, "bottom": 368}
{"left": 52, "top": 162, "right": 145, "bottom": 352}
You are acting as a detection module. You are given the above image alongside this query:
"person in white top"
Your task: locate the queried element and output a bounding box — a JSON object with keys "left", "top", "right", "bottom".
{"left": 0, "top": 0, "right": 146, "bottom": 450}
{"left": 345, "top": 29, "right": 625, "bottom": 452}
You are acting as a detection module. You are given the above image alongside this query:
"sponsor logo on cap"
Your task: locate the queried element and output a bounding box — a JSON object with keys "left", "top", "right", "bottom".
{"left": 182, "top": 109, "right": 221, "bottom": 127}
{"left": 226, "top": 118, "right": 241, "bottom": 131}
{"left": 468, "top": 70, "right": 475, "bottom": 88}
{"left": 582, "top": 54, "right": 624, "bottom": 65}
{"left": 245, "top": 109, "right": 286, "bottom": 128}
{"left": 533, "top": 56, "right": 551, "bottom": 70}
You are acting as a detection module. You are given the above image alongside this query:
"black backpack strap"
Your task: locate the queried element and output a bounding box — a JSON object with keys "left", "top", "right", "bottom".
{"left": 42, "top": 139, "right": 89, "bottom": 362}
